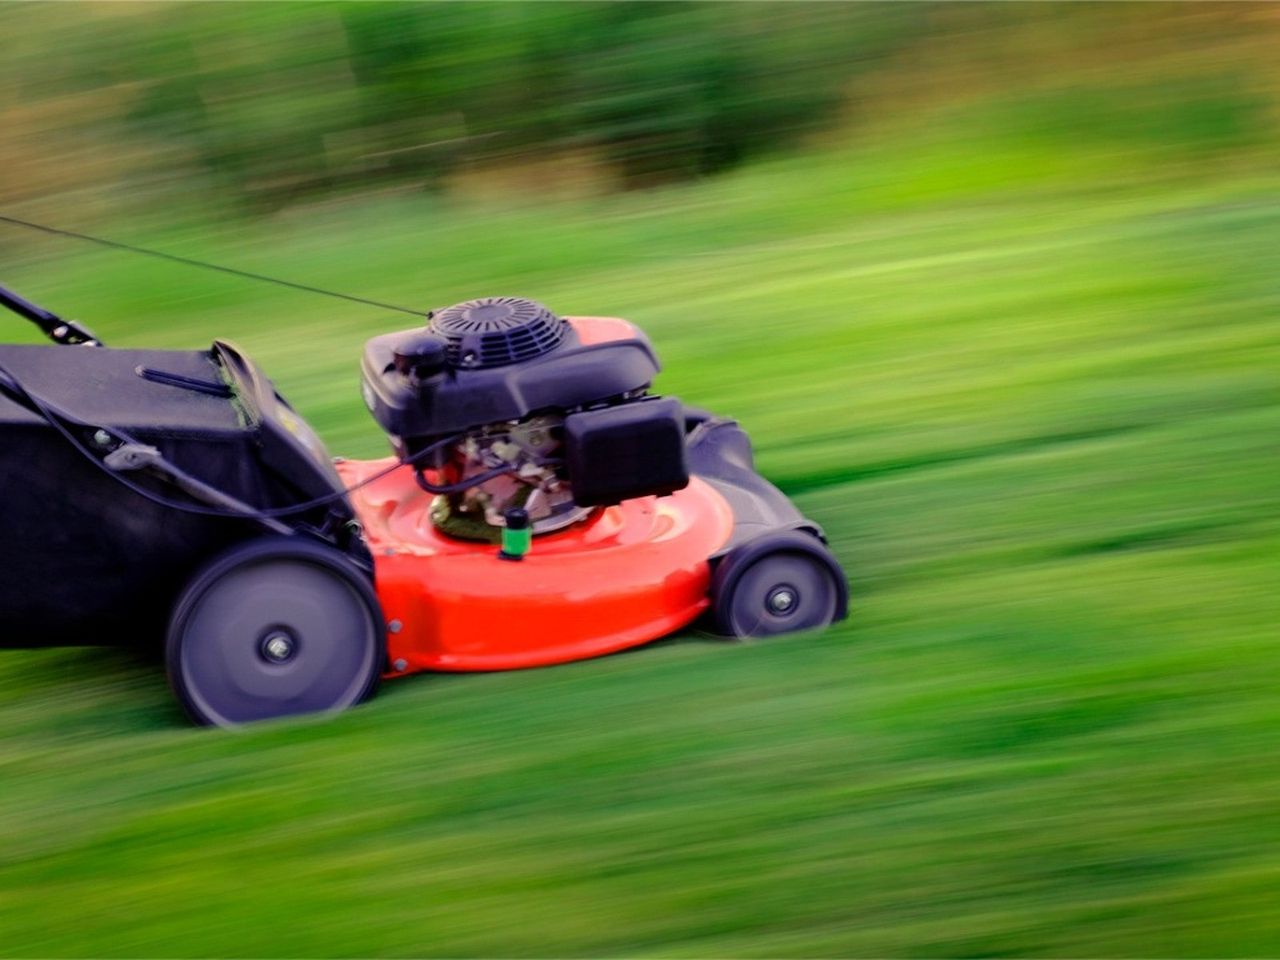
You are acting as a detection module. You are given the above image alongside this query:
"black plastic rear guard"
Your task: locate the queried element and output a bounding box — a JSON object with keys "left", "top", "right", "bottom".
{"left": 683, "top": 408, "right": 828, "bottom": 558}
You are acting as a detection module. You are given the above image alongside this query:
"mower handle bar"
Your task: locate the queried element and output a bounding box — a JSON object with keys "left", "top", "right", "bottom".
{"left": 0, "top": 281, "right": 101, "bottom": 346}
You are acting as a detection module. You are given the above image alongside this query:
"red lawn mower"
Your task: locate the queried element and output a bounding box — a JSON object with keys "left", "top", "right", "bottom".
{"left": 0, "top": 270, "right": 846, "bottom": 727}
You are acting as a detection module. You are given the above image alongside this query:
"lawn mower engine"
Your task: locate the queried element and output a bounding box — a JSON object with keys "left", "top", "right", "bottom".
{"left": 348, "top": 296, "right": 847, "bottom": 681}
{"left": 361, "top": 297, "right": 690, "bottom": 540}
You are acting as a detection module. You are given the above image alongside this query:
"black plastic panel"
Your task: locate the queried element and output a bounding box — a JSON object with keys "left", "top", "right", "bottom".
{"left": 682, "top": 412, "right": 826, "bottom": 555}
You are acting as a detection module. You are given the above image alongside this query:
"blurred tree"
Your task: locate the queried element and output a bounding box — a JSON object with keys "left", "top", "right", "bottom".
{"left": 1, "top": 1, "right": 1271, "bottom": 219}
{"left": 118, "top": 2, "right": 924, "bottom": 200}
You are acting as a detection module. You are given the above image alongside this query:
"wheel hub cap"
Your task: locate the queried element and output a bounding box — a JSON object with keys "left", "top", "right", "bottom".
{"left": 260, "top": 631, "right": 297, "bottom": 664}
{"left": 766, "top": 585, "right": 798, "bottom": 616}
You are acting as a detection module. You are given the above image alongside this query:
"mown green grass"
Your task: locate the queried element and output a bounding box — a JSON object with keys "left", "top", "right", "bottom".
{"left": 1, "top": 127, "right": 1278, "bottom": 956}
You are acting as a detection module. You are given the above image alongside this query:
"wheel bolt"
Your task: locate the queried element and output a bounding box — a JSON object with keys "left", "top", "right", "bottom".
{"left": 261, "top": 633, "right": 295, "bottom": 663}
{"left": 767, "top": 587, "right": 797, "bottom": 615}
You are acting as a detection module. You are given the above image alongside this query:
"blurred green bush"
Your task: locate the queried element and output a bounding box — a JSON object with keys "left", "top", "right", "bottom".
{"left": 0, "top": 2, "right": 1276, "bottom": 219}
{"left": 0, "top": 2, "right": 922, "bottom": 210}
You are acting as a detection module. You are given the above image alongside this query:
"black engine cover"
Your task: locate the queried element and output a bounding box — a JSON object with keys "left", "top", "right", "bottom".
{"left": 361, "top": 317, "right": 661, "bottom": 446}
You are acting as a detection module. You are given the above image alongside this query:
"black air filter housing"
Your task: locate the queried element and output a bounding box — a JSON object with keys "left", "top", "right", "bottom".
{"left": 431, "top": 297, "right": 567, "bottom": 369}
{"left": 563, "top": 397, "right": 689, "bottom": 507}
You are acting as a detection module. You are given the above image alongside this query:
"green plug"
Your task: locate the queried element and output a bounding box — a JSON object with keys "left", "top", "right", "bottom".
{"left": 499, "top": 508, "right": 531, "bottom": 561}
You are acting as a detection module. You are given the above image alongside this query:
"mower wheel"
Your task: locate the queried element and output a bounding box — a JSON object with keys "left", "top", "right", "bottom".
{"left": 711, "top": 531, "right": 847, "bottom": 638}
{"left": 166, "top": 536, "right": 384, "bottom": 727}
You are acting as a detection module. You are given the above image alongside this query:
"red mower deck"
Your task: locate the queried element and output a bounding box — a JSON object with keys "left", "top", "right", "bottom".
{"left": 340, "top": 459, "right": 736, "bottom": 673}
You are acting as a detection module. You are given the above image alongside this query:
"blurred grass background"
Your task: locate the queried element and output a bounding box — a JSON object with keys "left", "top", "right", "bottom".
{"left": 1, "top": 2, "right": 1278, "bottom": 956}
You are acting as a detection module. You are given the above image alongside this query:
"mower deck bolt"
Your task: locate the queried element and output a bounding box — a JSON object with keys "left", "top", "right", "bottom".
{"left": 393, "top": 658, "right": 408, "bottom": 672}
{"left": 388, "top": 619, "right": 402, "bottom": 633}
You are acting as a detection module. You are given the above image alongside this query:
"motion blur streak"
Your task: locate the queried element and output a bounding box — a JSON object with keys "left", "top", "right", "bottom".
{"left": 1, "top": 3, "right": 1277, "bottom": 956}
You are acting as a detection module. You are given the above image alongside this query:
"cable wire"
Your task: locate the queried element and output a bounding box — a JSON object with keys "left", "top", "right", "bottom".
{"left": 0, "top": 213, "right": 425, "bottom": 317}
